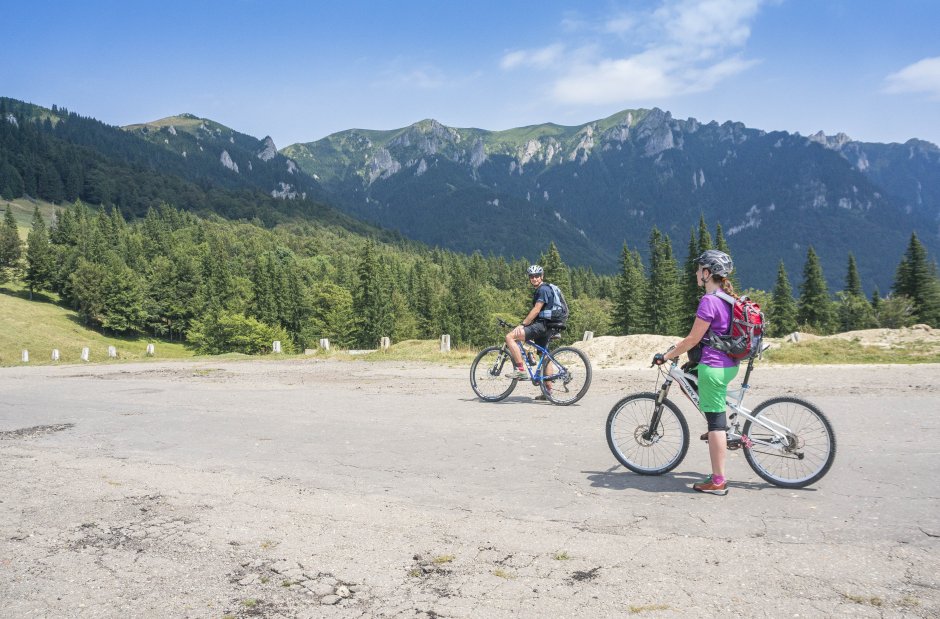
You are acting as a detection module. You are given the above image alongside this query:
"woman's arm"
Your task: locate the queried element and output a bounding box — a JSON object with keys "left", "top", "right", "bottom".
{"left": 663, "top": 317, "right": 711, "bottom": 361}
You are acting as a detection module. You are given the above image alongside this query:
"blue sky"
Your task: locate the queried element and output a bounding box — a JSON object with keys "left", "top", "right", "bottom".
{"left": 4, "top": 1, "right": 940, "bottom": 149}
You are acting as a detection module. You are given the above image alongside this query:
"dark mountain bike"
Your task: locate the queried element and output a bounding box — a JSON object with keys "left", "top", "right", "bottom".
{"left": 605, "top": 346, "right": 836, "bottom": 488}
{"left": 470, "top": 318, "right": 592, "bottom": 406}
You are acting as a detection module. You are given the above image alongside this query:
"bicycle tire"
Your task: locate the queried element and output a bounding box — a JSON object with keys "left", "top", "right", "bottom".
{"left": 470, "top": 346, "right": 518, "bottom": 402}
{"left": 606, "top": 393, "right": 689, "bottom": 475}
{"left": 541, "top": 346, "right": 592, "bottom": 406}
{"left": 743, "top": 396, "right": 836, "bottom": 488}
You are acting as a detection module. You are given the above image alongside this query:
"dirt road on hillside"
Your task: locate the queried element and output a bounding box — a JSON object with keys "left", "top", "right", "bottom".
{"left": 1, "top": 359, "right": 939, "bottom": 618}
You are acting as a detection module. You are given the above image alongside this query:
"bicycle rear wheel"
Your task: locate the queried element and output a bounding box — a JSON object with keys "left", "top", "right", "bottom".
{"left": 470, "top": 346, "right": 518, "bottom": 402}
{"left": 542, "top": 346, "right": 592, "bottom": 405}
{"left": 606, "top": 393, "right": 689, "bottom": 474}
{"left": 743, "top": 396, "right": 836, "bottom": 488}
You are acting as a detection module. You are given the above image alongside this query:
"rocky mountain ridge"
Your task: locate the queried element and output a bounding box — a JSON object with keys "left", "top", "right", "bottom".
{"left": 124, "top": 114, "right": 322, "bottom": 201}
{"left": 281, "top": 108, "right": 940, "bottom": 292}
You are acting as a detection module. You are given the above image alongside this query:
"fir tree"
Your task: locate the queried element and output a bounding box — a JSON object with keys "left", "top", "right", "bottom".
{"left": 353, "top": 240, "right": 394, "bottom": 348}
{"left": 0, "top": 204, "right": 23, "bottom": 283}
{"left": 613, "top": 243, "right": 649, "bottom": 335}
{"left": 714, "top": 223, "right": 739, "bottom": 292}
{"left": 838, "top": 253, "right": 876, "bottom": 331}
{"left": 797, "top": 247, "right": 834, "bottom": 334}
{"left": 539, "top": 241, "right": 571, "bottom": 293}
{"left": 24, "top": 207, "right": 54, "bottom": 298}
{"left": 893, "top": 233, "right": 940, "bottom": 326}
{"left": 769, "top": 260, "right": 798, "bottom": 337}
{"left": 646, "top": 228, "right": 682, "bottom": 336}
{"left": 681, "top": 230, "right": 701, "bottom": 330}
{"left": 844, "top": 253, "right": 864, "bottom": 297}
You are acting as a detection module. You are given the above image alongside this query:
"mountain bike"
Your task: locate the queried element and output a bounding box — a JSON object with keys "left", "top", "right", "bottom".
{"left": 605, "top": 347, "right": 836, "bottom": 488}
{"left": 470, "top": 318, "right": 592, "bottom": 406}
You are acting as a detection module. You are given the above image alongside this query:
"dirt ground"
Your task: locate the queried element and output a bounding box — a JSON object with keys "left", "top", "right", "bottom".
{"left": 1, "top": 348, "right": 939, "bottom": 618}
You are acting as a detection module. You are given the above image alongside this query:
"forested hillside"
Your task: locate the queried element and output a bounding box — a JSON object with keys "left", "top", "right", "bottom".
{"left": 0, "top": 98, "right": 369, "bottom": 234}
{"left": 3, "top": 198, "right": 938, "bottom": 361}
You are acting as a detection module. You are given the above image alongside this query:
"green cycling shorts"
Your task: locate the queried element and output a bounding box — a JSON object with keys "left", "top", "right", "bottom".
{"left": 697, "top": 364, "right": 740, "bottom": 413}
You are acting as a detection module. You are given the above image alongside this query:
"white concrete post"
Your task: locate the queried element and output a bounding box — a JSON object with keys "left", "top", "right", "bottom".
{"left": 273, "top": 340, "right": 282, "bottom": 353}
{"left": 319, "top": 338, "right": 330, "bottom": 351}
{"left": 81, "top": 347, "right": 90, "bottom": 362}
{"left": 21, "top": 349, "right": 28, "bottom": 363}
{"left": 108, "top": 346, "right": 117, "bottom": 359}
{"left": 380, "top": 336, "right": 390, "bottom": 351}
{"left": 583, "top": 331, "right": 594, "bottom": 341}
{"left": 146, "top": 343, "right": 155, "bottom": 356}
{"left": 52, "top": 349, "right": 60, "bottom": 361}
{"left": 440, "top": 334, "right": 451, "bottom": 352}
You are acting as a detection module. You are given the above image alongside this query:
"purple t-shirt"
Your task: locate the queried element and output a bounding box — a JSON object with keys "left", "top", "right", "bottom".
{"left": 696, "top": 293, "right": 738, "bottom": 368}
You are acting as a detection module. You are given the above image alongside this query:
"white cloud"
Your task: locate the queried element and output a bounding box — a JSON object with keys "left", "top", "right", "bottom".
{"left": 500, "top": 44, "right": 566, "bottom": 70}
{"left": 504, "top": 0, "right": 766, "bottom": 105}
{"left": 884, "top": 56, "right": 940, "bottom": 98}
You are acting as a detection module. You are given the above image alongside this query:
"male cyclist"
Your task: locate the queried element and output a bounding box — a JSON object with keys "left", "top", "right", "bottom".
{"left": 504, "top": 264, "right": 559, "bottom": 400}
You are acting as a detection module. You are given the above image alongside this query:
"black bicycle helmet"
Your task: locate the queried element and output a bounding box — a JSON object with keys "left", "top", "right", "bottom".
{"left": 693, "top": 249, "right": 734, "bottom": 277}
{"left": 526, "top": 264, "right": 544, "bottom": 277}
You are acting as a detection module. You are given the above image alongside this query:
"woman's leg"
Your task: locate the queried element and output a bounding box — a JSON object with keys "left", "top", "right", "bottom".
{"left": 697, "top": 364, "right": 740, "bottom": 481}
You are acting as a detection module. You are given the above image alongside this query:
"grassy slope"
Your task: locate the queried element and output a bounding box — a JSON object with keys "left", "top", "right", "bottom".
{"left": 0, "top": 285, "right": 194, "bottom": 366}
{"left": 3, "top": 197, "right": 59, "bottom": 238}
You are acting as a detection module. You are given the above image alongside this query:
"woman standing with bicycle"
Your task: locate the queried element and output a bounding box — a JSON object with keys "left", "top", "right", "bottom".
{"left": 653, "top": 250, "right": 739, "bottom": 496}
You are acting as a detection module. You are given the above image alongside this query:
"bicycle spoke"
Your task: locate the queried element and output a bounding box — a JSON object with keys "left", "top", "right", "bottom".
{"left": 606, "top": 394, "right": 689, "bottom": 475}
{"left": 743, "top": 397, "right": 836, "bottom": 488}
{"left": 470, "top": 347, "right": 517, "bottom": 402}
{"left": 542, "top": 347, "right": 592, "bottom": 405}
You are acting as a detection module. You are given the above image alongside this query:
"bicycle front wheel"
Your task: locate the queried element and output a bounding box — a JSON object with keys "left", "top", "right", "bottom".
{"left": 606, "top": 393, "right": 689, "bottom": 475}
{"left": 470, "top": 346, "right": 517, "bottom": 402}
{"left": 743, "top": 396, "right": 836, "bottom": 488}
{"left": 542, "top": 346, "right": 592, "bottom": 405}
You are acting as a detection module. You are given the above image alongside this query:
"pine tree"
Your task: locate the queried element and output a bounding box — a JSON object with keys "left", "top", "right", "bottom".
{"left": 769, "top": 260, "right": 798, "bottom": 336}
{"left": 646, "top": 228, "right": 682, "bottom": 336}
{"left": 613, "top": 243, "right": 650, "bottom": 335}
{"left": 837, "top": 253, "right": 876, "bottom": 332}
{"left": 844, "top": 253, "right": 864, "bottom": 297}
{"left": 893, "top": 233, "right": 940, "bottom": 326}
{"left": 714, "top": 223, "right": 740, "bottom": 292}
{"left": 797, "top": 247, "right": 834, "bottom": 334}
{"left": 681, "top": 230, "right": 701, "bottom": 330}
{"left": 696, "top": 214, "right": 713, "bottom": 253}
{"left": 0, "top": 204, "right": 23, "bottom": 283}
{"left": 305, "top": 281, "right": 355, "bottom": 348}
{"left": 353, "top": 240, "right": 393, "bottom": 348}
{"left": 539, "top": 241, "right": 571, "bottom": 293}
{"left": 100, "top": 254, "right": 146, "bottom": 333}
{"left": 24, "top": 207, "right": 54, "bottom": 298}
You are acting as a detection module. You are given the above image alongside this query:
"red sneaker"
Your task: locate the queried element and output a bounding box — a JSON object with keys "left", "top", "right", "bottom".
{"left": 692, "top": 475, "right": 728, "bottom": 496}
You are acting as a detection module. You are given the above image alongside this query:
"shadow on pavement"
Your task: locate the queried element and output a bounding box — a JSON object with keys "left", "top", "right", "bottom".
{"left": 584, "top": 466, "right": 792, "bottom": 493}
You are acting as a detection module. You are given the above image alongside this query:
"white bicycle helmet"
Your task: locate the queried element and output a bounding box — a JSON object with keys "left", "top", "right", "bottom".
{"left": 526, "top": 264, "right": 544, "bottom": 277}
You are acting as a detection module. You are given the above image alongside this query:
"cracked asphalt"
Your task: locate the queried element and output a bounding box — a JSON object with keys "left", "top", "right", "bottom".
{"left": 1, "top": 359, "right": 938, "bottom": 618}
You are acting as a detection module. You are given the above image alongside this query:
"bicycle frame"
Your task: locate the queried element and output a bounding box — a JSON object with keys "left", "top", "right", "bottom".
{"left": 510, "top": 338, "right": 565, "bottom": 385}
{"left": 653, "top": 357, "right": 796, "bottom": 454}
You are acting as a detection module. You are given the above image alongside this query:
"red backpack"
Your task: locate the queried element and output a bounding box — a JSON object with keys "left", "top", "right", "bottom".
{"left": 706, "top": 290, "right": 766, "bottom": 360}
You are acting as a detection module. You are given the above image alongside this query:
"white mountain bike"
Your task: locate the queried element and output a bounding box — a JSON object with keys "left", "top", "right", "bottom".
{"left": 605, "top": 347, "right": 836, "bottom": 488}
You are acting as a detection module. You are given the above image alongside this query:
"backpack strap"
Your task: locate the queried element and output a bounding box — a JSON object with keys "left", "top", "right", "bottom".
{"left": 713, "top": 289, "right": 736, "bottom": 305}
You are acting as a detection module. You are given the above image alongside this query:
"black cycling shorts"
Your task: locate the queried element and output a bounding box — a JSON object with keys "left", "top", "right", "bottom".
{"left": 524, "top": 321, "right": 551, "bottom": 350}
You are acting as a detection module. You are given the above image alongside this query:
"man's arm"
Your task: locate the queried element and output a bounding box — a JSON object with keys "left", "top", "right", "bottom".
{"left": 510, "top": 302, "right": 545, "bottom": 339}
{"left": 522, "top": 302, "right": 544, "bottom": 326}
